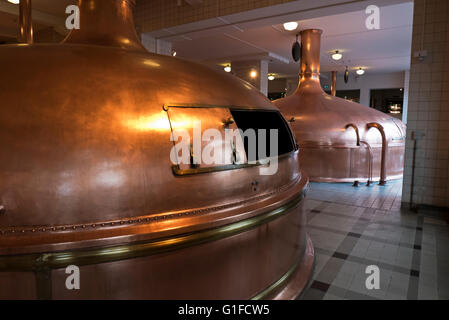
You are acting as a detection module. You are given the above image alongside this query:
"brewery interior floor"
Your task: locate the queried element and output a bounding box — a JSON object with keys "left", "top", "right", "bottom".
{"left": 301, "top": 180, "right": 449, "bottom": 300}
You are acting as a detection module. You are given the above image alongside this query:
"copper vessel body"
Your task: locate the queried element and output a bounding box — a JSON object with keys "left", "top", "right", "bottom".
{"left": 0, "top": 0, "right": 313, "bottom": 299}
{"left": 274, "top": 29, "right": 405, "bottom": 183}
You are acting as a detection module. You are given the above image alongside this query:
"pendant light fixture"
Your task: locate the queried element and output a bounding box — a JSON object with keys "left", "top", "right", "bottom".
{"left": 292, "top": 34, "right": 301, "bottom": 62}
{"left": 344, "top": 66, "right": 349, "bottom": 83}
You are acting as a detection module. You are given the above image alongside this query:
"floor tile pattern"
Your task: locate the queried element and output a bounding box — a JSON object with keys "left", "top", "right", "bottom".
{"left": 300, "top": 180, "right": 449, "bottom": 300}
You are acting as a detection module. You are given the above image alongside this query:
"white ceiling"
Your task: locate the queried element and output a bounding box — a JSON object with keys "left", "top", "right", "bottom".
{"left": 148, "top": 0, "right": 413, "bottom": 77}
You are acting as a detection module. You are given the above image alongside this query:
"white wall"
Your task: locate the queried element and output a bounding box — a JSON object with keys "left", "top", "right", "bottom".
{"left": 141, "top": 34, "right": 173, "bottom": 56}
{"left": 320, "top": 71, "right": 407, "bottom": 107}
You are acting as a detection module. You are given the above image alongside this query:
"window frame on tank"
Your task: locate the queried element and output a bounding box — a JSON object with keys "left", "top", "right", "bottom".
{"left": 163, "top": 104, "right": 298, "bottom": 176}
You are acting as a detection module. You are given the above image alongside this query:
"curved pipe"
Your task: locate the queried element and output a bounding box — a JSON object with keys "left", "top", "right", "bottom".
{"left": 19, "top": 0, "right": 33, "bottom": 44}
{"left": 367, "top": 122, "right": 388, "bottom": 185}
{"left": 360, "top": 141, "right": 373, "bottom": 186}
{"left": 345, "top": 124, "right": 360, "bottom": 146}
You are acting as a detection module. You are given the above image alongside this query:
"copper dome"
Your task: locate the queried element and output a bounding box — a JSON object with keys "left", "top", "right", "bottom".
{"left": 0, "top": 0, "right": 312, "bottom": 299}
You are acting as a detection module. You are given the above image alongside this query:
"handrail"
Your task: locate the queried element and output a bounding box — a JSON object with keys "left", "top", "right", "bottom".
{"left": 366, "top": 122, "right": 388, "bottom": 185}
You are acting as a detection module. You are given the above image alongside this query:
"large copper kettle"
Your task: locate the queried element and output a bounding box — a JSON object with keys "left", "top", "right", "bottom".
{"left": 275, "top": 29, "right": 406, "bottom": 184}
{"left": 0, "top": 0, "right": 312, "bottom": 299}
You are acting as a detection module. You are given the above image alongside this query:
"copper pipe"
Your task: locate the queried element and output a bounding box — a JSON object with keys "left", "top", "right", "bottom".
{"left": 63, "top": 0, "right": 145, "bottom": 51}
{"left": 360, "top": 141, "right": 373, "bottom": 186}
{"left": 331, "top": 71, "right": 337, "bottom": 96}
{"left": 346, "top": 124, "right": 363, "bottom": 187}
{"left": 345, "top": 123, "right": 360, "bottom": 146}
{"left": 367, "top": 123, "right": 388, "bottom": 185}
{"left": 18, "top": 0, "right": 33, "bottom": 44}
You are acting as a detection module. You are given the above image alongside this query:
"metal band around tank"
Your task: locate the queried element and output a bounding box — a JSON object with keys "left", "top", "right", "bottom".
{"left": 0, "top": 187, "right": 307, "bottom": 273}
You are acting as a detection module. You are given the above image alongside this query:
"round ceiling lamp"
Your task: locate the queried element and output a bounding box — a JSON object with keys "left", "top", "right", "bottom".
{"left": 268, "top": 74, "right": 275, "bottom": 81}
{"left": 224, "top": 65, "right": 231, "bottom": 73}
{"left": 283, "top": 22, "right": 298, "bottom": 31}
{"left": 331, "top": 50, "right": 342, "bottom": 61}
{"left": 7, "top": 0, "right": 19, "bottom": 4}
{"left": 356, "top": 68, "right": 365, "bottom": 76}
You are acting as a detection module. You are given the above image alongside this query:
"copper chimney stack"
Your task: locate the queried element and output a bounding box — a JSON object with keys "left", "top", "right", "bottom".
{"left": 299, "top": 29, "right": 322, "bottom": 84}
{"left": 63, "top": 0, "right": 145, "bottom": 51}
{"left": 18, "top": 0, "right": 33, "bottom": 44}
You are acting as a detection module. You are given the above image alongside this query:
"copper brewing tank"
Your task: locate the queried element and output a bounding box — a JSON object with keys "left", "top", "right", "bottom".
{"left": 274, "top": 29, "right": 406, "bottom": 184}
{"left": 0, "top": 0, "right": 313, "bottom": 299}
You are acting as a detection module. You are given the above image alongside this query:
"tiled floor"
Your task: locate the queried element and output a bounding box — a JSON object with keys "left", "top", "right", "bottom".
{"left": 301, "top": 180, "right": 449, "bottom": 300}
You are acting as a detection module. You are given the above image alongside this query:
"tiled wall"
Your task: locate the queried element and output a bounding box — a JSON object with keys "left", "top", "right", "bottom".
{"left": 402, "top": 0, "right": 449, "bottom": 208}
{"left": 134, "top": 0, "right": 296, "bottom": 32}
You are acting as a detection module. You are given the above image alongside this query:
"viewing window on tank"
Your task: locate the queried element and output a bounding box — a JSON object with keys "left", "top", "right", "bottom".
{"left": 230, "top": 110, "right": 297, "bottom": 162}
{"left": 167, "top": 106, "right": 297, "bottom": 176}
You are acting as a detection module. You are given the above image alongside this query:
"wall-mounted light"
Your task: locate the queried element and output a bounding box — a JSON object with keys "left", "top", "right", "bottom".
{"left": 171, "top": 50, "right": 177, "bottom": 57}
{"left": 224, "top": 65, "right": 231, "bottom": 73}
{"left": 7, "top": 0, "right": 20, "bottom": 4}
{"left": 250, "top": 70, "right": 258, "bottom": 78}
{"left": 268, "top": 74, "right": 275, "bottom": 81}
{"left": 331, "top": 50, "right": 342, "bottom": 61}
{"left": 356, "top": 68, "right": 365, "bottom": 76}
{"left": 283, "top": 22, "right": 298, "bottom": 31}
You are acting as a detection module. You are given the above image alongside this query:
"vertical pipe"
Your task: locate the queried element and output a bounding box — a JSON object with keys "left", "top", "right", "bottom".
{"left": 299, "top": 29, "right": 322, "bottom": 83}
{"left": 331, "top": 71, "right": 337, "bottom": 96}
{"left": 18, "top": 0, "right": 33, "bottom": 44}
{"left": 64, "top": 0, "right": 145, "bottom": 51}
{"left": 367, "top": 123, "right": 388, "bottom": 185}
{"left": 345, "top": 124, "right": 360, "bottom": 146}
